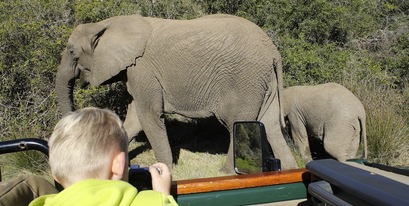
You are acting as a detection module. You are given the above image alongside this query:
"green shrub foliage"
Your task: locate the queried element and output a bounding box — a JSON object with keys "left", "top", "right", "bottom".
{"left": 0, "top": 0, "right": 408, "bottom": 175}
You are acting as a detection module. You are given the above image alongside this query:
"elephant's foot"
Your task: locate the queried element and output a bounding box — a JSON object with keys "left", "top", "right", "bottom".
{"left": 303, "top": 156, "right": 313, "bottom": 165}
{"left": 279, "top": 155, "right": 299, "bottom": 170}
{"left": 153, "top": 151, "right": 174, "bottom": 171}
{"left": 221, "top": 161, "right": 236, "bottom": 175}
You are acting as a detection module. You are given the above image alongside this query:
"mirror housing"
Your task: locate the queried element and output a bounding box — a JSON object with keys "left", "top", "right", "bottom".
{"left": 233, "top": 121, "right": 281, "bottom": 174}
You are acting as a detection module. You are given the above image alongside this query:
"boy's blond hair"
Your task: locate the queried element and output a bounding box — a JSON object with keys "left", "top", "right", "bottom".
{"left": 48, "top": 107, "right": 128, "bottom": 186}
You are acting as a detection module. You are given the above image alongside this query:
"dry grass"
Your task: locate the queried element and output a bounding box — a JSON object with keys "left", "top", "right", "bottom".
{"left": 0, "top": 141, "right": 227, "bottom": 183}
{"left": 129, "top": 140, "right": 228, "bottom": 180}
{"left": 366, "top": 108, "right": 409, "bottom": 166}
{"left": 128, "top": 117, "right": 231, "bottom": 180}
{"left": 0, "top": 152, "right": 51, "bottom": 182}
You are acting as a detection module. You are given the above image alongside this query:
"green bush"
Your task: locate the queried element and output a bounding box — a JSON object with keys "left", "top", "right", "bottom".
{"left": 137, "top": 0, "right": 204, "bottom": 19}
{"left": 73, "top": 0, "right": 140, "bottom": 23}
{"left": 0, "top": 0, "right": 71, "bottom": 177}
{"left": 281, "top": 34, "right": 349, "bottom": 86}
{"left": 0, "top": 0, "right": 71, "bottom": 140}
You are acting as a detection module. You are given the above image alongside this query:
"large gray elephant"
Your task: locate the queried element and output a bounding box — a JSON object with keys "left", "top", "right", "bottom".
{"left": 55, "top": 14, "right": 298, "bottom": 172}
{"left": 282, "top": 83, "right": 368, "bottom": 163}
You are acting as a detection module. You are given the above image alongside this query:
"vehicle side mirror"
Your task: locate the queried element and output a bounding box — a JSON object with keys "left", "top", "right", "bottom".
{"left": 233, "top": 121, "right": 281, "bottom": 174}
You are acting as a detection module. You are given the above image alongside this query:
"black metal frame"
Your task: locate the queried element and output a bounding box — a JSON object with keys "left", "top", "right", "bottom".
{"left": 307, "top": 159, "right": 409, "bottom": 205}
{"left": 0, "top": 138, "right": 49, "bottom": 156}
{"left": 0, "top": 138, "right": 65, "bottom": 190}
{"left": 0, "top": 138, "right": 150, "bottom": 191}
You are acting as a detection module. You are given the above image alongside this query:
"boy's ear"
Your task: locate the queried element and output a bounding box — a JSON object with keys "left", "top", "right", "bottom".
{"left": 111, "top": 152, "right": 126, "bottom": 181}
{"left": 52, "top": 174, "right": 61, "bottom": 184}
{"left": 52, "top": 175, "right": 65, "bottom": 191}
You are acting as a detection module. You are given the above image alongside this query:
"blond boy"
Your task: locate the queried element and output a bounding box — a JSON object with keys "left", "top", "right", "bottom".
{"left": 30, "top": 107, "right": 177, "bottom": 206}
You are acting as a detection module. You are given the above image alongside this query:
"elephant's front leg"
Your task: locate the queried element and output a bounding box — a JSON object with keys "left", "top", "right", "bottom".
{"left": 128, "top": 77, "right": 173, "bottom": 169}
{"left": 140, "top": 113, "right": 173, "bottom": 168}
{"left": 134, "top": 96, "right": 173, "bottom": 167}
{"left": 291, "top": 126, "right": 313, "bottom": 163}
{"left": 288, "top": 115, "right": 313, "bottom": 163}
{"left": 123, "top": 100, "right": 143, "bottom": 141}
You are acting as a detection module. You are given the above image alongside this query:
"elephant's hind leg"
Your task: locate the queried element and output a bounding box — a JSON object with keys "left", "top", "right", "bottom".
{"left": 347, "top": 125, "right": 360, "bottom": 160}
{"left": 323, "top": 123, "right": 360, "bottom": 162}
{"left": 260, "top": 100, "right": 298, "bottom": 170}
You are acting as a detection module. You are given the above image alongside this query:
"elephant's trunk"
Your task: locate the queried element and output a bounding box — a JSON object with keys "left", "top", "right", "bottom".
{"left": 55, "top": 50, "right": 78, "bottom": 115}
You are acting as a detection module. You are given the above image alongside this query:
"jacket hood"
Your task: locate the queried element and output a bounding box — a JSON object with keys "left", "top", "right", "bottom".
{"left": 29, "top": 179, "right": 177, "bottom": 206}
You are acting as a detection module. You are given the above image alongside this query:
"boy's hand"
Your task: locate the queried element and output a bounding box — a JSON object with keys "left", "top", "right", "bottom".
{"left": 149, "top": 163, "right": 172, "bottom": 195}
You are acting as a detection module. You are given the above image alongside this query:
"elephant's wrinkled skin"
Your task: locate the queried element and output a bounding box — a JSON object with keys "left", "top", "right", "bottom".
{"left": 282, "top": 83, "right": 368, "bottom": 163}
{"left": 56, "top": 14, "right": 298, "bottom": 172}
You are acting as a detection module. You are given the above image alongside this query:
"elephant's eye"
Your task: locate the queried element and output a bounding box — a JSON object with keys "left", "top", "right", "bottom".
{"left": 69, "top": 50, "right": 79, "bottom": 61}
{"left": 68, "top": 47, "right": 74, "bottom": 54}
{"left": 69, "top": 51, "right": 77, "bottom": 59}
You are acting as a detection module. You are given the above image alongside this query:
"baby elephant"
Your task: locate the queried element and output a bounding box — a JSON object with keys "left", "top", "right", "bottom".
{"left": 283, "top": 83, "right": 367, "bottom": 163}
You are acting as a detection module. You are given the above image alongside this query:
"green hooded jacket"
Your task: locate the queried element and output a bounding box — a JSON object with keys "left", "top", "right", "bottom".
{"left": 29, "top": 179, "right": 178, "bottom": 206}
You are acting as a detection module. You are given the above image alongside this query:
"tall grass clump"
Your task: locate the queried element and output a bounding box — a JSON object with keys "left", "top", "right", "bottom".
{"left": 362, "top": 82, "right": 409, "bottom": 166}
{"left": 0, "top": 99, "right": 56, "bottom": 180}
{"left": 367, "top": 108, "right": 409, "bottom": 166}
{"left": 343, "top": 62, "right": 409, "bottom": 167}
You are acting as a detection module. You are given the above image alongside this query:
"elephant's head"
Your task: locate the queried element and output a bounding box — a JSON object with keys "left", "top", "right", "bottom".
{"left": 56, "top": 15, "right": 152, "bottom": 114}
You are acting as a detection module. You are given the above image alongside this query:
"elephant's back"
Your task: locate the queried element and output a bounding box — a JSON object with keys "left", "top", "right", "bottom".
{"left": 319, "top": 83, "right": 365, "bottom": 113}
{"left": 140, "top": 15, "right": 280, "bottom": 111}
{"left": 145, "top": 15, "right": 279, "bottom": 61}
{"left": 288, "top": 83, "right": 365, "bottom": 118}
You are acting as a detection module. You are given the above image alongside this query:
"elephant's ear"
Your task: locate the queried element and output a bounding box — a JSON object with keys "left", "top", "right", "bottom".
{"left": 90, "top": 15, "right": 152, "bottom": 85}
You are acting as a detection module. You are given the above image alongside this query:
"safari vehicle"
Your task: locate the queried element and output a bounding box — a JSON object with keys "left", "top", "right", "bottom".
{"left": 1, "top": 122, "right": 408, "bottom": 205}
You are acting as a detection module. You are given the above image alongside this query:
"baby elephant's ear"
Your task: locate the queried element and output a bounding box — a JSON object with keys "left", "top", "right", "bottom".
{"left": 91, "top": 15, "right": 152, "bottom": 86}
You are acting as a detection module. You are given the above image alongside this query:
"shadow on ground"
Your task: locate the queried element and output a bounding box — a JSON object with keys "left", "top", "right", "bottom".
{"left": 128, "top": 116, "right": 230, "bottom": 164}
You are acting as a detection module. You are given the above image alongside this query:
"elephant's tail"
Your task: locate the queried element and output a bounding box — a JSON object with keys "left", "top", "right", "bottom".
{"left": 258, "top": 58, "right": 285, "bottom": 128}
{"left": 359, "top": 116, "right": 368, "bottom": 159}
{"left": 275, "top": 59, "right": 286, "bottom": 128}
